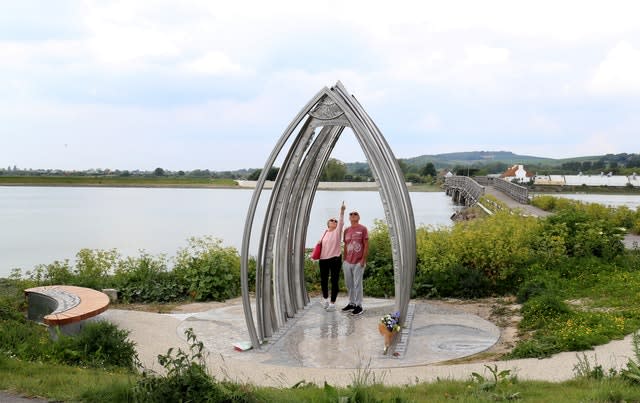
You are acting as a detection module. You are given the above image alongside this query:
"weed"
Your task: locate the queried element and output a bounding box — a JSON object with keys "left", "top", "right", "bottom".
{"left": 471, "top": 364, "right": 520, "bottom": 400}
{"left": 134, "top": 328, "right": 252, "bottom": 402}
{"left": 573, "top": 353, "right": 617, "bottom": 380}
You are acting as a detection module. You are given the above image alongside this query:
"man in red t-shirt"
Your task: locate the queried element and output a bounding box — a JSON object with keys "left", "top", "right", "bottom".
{"left": 341, "top": 210, "right": 368, "bottom": 315}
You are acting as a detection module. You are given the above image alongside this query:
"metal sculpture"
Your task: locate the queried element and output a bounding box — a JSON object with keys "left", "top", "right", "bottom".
{"left": 240, "top": 81, "right": 416, "bottom": 349}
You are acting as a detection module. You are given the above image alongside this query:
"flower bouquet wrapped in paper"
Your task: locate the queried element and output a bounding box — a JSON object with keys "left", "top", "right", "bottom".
{"left": 378, "top": 311, "right": 401, "bottom": 354}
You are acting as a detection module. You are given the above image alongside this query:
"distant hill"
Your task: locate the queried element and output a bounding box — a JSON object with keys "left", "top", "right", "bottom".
{"left": 403, "top": 151, "right": 556, "bottom": 169}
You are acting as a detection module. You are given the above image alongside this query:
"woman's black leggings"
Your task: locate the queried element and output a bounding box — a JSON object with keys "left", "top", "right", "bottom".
{"left": 319, "top": 255, "right": 342, "bottom": 302}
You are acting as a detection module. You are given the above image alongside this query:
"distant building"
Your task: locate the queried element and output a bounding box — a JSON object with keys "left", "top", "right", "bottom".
{"left": 500, "top": 164, "right": 533, "bottom": 184}
{"left": 533, "top": 173, "right": 639, "bottom": 187}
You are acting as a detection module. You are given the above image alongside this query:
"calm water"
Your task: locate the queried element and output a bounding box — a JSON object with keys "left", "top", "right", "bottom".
{"left": 0, "top": 187, "right": 458, "bottom": 277}
{"left": 538, "top": 193, "right": 640, "bottom": 210}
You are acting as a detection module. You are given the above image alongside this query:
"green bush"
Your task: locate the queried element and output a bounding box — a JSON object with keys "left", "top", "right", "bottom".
{"left": 0, "top": 296, "right": 51, "bottom": 361}
{"left": 23, "top": 249, "right": 119, "bottom": 290}
{"left": 363, "top": 220, "right": 395, "bottom": 297}
{"left": 73, "top": 249, "right": 119, "bottom": 289}
{"left": 414, "top": 211, "right": 538, "bottom": 297}
{"left": 173, "top": 237, "right": 241, "bottom": 301}
{"left": 516, "top": 276, "right": 553, "bottom": 303}
{"left": 541, "top": 209, "right": 624, "bottom": 260}
{"left": 531, "top": 195, "right": 557, "bottom": 211}
{"left": 51, "top": 321, "right": 139, "bottom": 370}
{"left": 304, "top": 254, "right": 321, "bottom": 293}
{"left": 24, "top": 260, "right": 74, "bottom": 287}
{"left": 363, "top": 263, "right": 395, "bottom": 298}
{"left": 113, "top": 253, "right": 187, "bottom": 303}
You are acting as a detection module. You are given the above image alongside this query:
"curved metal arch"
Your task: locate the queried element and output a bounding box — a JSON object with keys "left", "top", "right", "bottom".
{"left": 240, "top": 82, "right": 416, "bottom": 349}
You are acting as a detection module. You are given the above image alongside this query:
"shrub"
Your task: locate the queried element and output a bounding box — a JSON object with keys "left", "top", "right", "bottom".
{"left": 304, "top": 254, "right": 321, "bottom": 293}
{"left": 531, "top": 195, "right": 557, "bottom": 211}
{"left": 51, "top": 321, "right": 139, "bottom": 370}
{"left": 173, "top": 237, "right": 241, "bottom": 301}
{"left": 414, "top": 212, "right": 538, "bottom": 297}
{"left": 113, "top": 253, "right": 187, "bottom": 303}
{"left": 23, "top": 249, "right": 119, "bottom": 289}
{"left": 542, "top": 210, "right": 624, "bottom": 260}
{"left": 0, "top": 296, "right": 51, "bottom": 361}
{"left": 28, "top": 260, "right": 74, "bottom": 286}
{"left": 73, "top": 249, "right": 119, "bottom": 289}
{"left": 363, "top": 220, "right": 395, "bottom": 297}
{"left": 516, "top": 277, "right": 552, "bottom": 304}
{"left": 363, "top": 263, "right": 395, "bottom": 298}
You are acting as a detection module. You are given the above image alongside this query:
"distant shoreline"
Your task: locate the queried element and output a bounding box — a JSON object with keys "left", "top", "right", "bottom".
{"left": 0, "top": 178, "right": 444, "bottom": 192}
{"left": 1, "top": 179, "right": 638, "bottom": 194}
{"left": 0, "top": 182, "right": 239, "bottom": 189}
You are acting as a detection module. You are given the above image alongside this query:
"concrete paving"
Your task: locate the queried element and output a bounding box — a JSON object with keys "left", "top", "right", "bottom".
{"left": 101, "top": 297, "right": 637, "bottom": 387}
{"left": 170, "top": 298, "right": 499, "bottom": 369}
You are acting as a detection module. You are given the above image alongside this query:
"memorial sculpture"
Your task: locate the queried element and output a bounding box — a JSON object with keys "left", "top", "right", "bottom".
{"left": 240, "top": 81, "right": 416, "bottom": 349}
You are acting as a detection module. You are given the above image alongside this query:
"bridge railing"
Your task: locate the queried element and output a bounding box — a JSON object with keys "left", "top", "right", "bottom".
{"left": 493, "top": 178, "right": 529, "bottom": 204}
{"left": 444, "top": 176, "right": 485, "bottom": 205}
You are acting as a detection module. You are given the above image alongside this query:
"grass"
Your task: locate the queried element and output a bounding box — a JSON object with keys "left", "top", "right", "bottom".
{"left": 408, "top": 183, "right": 442, "bottom": 192}
{"left": 0, "top": 356, "right": 136, "bottom": 402}
{"left": 0, "top": 175, "right": 238, "bottom": 187}
{"left": 530, "top": 184, "right": 640, "bottom": 194}
{"left": 4, "top": 357, "right": 640, "bottom": 402}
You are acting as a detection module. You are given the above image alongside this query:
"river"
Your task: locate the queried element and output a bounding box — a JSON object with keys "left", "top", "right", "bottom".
{"left": 0, "top": 186, "right": 458, "bottom": 277}
{"left": 3, "top": 187, "right": 639, "bottom": 278}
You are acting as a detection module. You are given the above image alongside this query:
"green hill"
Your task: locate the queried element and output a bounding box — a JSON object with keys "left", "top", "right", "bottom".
{"left": 403, "top": 151, "right": 555, "bottom": 168}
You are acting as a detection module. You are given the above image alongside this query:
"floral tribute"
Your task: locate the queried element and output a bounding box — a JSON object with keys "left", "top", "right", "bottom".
{"left": 380, "top": 311, "right": 401, "bottom": 332}
{"left": 378, "top": 311, "right": 401, "bottom": 354}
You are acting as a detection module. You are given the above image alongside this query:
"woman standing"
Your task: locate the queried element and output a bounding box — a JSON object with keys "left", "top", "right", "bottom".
{"left": 317, "top": 202, "right": 345, "bottom": 311}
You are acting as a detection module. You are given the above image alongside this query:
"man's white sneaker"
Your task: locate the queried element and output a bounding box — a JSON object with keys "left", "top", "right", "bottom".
{"left": 321, "top": 300, "right": 329, "bottom": 309}
{"left": 326, "top": 304, "right": 336, "bottom": 312}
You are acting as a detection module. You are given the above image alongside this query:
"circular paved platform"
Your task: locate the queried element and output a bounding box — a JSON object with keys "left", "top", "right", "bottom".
{"left": 170, "top": 297, "right": 499, "bottom": 369}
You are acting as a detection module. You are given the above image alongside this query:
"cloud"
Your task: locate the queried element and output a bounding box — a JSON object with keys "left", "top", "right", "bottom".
{"left": 180, "top": 51, "right": 252, "bottom": 76}
{"left": 588, "top": 41, "right": 640, "bottom": 95}
{"left": 3, "top": 0, "right": 640, "bottom": 171}
{"left": 464, "top": 46, "right": 510, "bottom": 65}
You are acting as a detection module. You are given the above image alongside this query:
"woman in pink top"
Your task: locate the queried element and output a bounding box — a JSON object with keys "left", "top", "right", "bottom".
{"left": 316, "top": 202, "right": 346, "bottom": 311}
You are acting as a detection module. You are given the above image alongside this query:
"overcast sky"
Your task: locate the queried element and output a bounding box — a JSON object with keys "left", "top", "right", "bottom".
{"left": 2, "top": 1, "right": 640, "bottom": 171}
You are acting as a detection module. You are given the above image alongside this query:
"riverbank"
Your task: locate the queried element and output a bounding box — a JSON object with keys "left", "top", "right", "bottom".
{"left": 3, "top": 176, "right": 640, "bottom": 194}
{"left": 0, "top": 176, "right": 238, "bottom": 188}
{"left": 0, "top": 177, "right": 443, "bottom": 192}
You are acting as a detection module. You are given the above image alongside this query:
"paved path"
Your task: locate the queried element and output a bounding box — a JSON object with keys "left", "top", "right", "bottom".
{"left": 102, "top": 298, "right": 636, "bottom": 388}
{"left": 0, "top": 392, "right": 47, "bottom": 402}
{"left": 484, "top": 186, "right": 552, "bottom": 218}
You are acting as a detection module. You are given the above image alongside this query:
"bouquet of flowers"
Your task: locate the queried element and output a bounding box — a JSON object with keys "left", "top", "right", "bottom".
{"left": 378, "top": 311, "right": 401, "bottom": 354}
{"left": 380, "top": 311, "right": 401, "bottom": 333}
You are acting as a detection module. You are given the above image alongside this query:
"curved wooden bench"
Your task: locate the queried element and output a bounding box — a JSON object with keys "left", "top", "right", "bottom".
{"left": 24, "top": 285, "right": 110, "bottom": 336}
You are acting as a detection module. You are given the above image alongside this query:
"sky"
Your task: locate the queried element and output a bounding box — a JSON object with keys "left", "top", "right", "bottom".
{"left": 2, "top": 0, "right": 640, "bottom": 172}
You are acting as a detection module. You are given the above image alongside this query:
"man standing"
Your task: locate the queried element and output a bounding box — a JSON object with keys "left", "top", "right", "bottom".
{"left": 342, "top": 210, "right": 368, "bottom": 315}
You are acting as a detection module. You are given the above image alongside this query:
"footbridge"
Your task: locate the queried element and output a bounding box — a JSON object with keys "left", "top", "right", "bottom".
{"left": 444, "top": 176, "right": 534, "bottom": 215}
{"left": 444, "top": 176, "right": 486, "bottom": 207}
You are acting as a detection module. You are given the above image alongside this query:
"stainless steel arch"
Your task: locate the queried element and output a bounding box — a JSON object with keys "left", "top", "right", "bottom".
{"left": 240, "top": 82, "right": 416, "bottom": 349}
